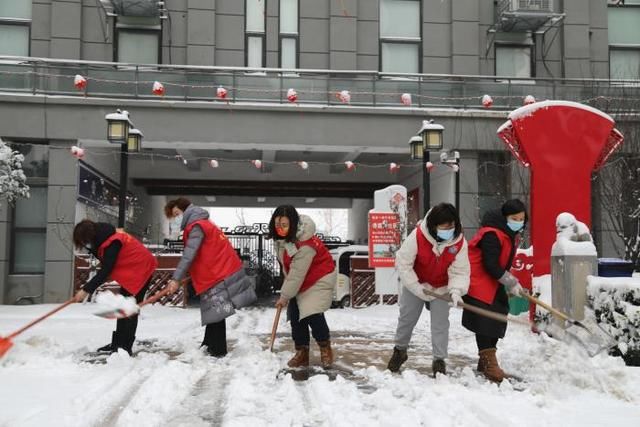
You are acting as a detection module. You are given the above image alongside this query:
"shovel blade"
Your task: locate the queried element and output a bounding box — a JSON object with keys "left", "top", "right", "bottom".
{"left": 541, "top": 320, "right": 616, "bottom": 357}
{"left": 0, "top": 337, "right": 14, "bottom": 358}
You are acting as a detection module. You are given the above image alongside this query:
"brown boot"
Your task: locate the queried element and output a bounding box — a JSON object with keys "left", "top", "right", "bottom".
{"left": 478, "top": 348, "right": 505, "bottom": 383}
{"left": 317, "top": 340, "right": 334, "bottom": 368}
{"left": 288, "top": 345, "right": 310, "bottom": 368}
{"left": 477, "top": 355, "right": 486, "bottom": 373}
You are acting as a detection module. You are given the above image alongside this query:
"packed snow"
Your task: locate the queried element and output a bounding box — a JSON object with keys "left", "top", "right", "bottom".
{"left": 0, "top": 301, "right": 639, "bottom": 427}
{"left": 94, "top": 291, "right": 140, "bottom": 318}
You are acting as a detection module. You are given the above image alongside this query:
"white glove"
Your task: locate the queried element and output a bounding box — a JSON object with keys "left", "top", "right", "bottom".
{"left": 449, "top": 292, "right": 463, "bottom": 308}
{"left": 499, "top": 272, "right": 525, "bottom": 297}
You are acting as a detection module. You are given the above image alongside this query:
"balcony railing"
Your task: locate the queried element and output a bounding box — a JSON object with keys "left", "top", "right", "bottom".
{"left": 0, "top": 56, "right": 639, "bottom": 112}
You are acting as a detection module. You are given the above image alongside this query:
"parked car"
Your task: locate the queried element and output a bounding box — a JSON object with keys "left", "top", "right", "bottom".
{"left": 329, "top": 245, "right": 369, "bottom": 308}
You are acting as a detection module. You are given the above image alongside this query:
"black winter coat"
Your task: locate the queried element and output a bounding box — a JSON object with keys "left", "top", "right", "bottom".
{"left": 461, "top": 210, "right": 521, "bottom": 339}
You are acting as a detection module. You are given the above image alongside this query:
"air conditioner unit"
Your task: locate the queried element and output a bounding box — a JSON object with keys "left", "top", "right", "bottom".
{"left": 511, "top": 0, "right": 553, "bottom": 12}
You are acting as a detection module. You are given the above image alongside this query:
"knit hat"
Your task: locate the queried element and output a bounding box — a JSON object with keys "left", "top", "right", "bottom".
{"left": 501, "top": 199, "right": 526, "bottom": 217}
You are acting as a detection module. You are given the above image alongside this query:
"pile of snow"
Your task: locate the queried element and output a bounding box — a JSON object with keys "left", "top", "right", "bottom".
{"left": 94, "top": 292, "right": 139, "bottom": 317}
{"left": 587, "top": 275, "right": 640, "bottom": 365}
{"left": 551, "top": 212, "right": 597, "bottom": 257}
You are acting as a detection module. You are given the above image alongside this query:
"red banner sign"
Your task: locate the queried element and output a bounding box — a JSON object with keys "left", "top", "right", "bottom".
{"left": 368, "top": 212, "right": 400, "bottom": 268}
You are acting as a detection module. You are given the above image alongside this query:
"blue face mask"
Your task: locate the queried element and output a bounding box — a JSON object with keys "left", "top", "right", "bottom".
{"left": 507, "top": 220, "right": 524, "bottom": 232}
{"left": 436, "top": 228, "right": 455, "bottom": 241}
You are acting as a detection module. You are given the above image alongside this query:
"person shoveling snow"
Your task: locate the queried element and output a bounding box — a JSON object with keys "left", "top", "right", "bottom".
{"left": 72, "top": 220, "right": 157, "bottom": 355}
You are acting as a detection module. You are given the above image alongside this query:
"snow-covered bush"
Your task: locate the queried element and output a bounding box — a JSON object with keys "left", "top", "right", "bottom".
{"left": 587, "top": 276, "right": 640, "bottom": 366}
{"left": 0, "top": 138, "right": 30, "bottom": 204}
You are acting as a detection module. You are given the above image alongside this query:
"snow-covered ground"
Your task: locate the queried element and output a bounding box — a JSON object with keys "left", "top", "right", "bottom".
{"left": 1, "top": 302, "right": 639, "bottom": 427}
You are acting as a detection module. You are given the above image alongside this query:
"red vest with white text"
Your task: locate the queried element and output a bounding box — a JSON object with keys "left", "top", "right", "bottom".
{"left": 283, "top": 236, "right": 335, "bottom": 294}
{"left": 183, "top": 219, "right": 242, "bottom": 295}
{"left": 98, "top": 232, "right": 157, "bottom": 295}
{"left": 467, "top": 227, "right": 514, "bottom": 304}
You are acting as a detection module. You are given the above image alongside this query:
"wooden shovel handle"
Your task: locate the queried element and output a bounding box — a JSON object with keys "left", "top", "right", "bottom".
{"left": 139, "top": 278, "right": 190, "bottom": 309}
{"left": 522, "top": 293, "right": 570, "bottom": 322}
{"left": 422, "top": 289, "right": 530, "bottom": 326}
{"left": 270, "top": 306, "right": 283, "bottom": 352}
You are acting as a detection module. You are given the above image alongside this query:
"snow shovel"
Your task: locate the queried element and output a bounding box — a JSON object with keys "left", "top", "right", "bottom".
{"left": 523, "top": 293, "right": 616, "bottom": 357}
{"left": 270, "top": 306, "right": 283, "bottom": 352}
{"left": 94, "top": 287, "right": 173, "bottom": 320}
{"left": 0, "top": 299, "right": 74, "bottom": 358}
{"left": 422, "top": 289, "right": 531, "bottom": 327}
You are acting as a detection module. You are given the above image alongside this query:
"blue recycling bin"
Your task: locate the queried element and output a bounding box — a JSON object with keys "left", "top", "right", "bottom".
{"left": 597, "top": 258, "right": 635, "bottom": 277}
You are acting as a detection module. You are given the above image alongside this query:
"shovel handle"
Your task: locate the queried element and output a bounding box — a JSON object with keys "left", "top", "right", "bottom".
{"left": 422, "top": 289, "right": 530, "bottom": 326}
{"left": 270, "top": 306, "right": 283, "bottom": 352}
{"left": 7, "top": 299, "right": 74, "bottom": 340}
{"left": 139, "top": 286, "right": 173, "bottom": 309}
{"left": 522, "top": 293, "right": 589, "bottom": 330}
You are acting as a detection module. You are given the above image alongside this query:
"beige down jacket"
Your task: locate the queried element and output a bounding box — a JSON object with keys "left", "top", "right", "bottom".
{"left": 395, "top": 214, "right": 470, "bottom": 302}
{"left": 276, "top": 215, "right": 336, "bottom": 320}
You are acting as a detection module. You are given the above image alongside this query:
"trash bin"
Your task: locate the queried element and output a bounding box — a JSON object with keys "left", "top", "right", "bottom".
{"left": 551, "top": 254, "right": 597, "bottom": 322}
{"left": 597, "top": 258, "right": 634, "bottom": 277}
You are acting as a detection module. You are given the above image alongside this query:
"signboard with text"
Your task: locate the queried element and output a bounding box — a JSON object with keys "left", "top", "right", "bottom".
{"left": 368, "top": 212, "right": 400, "bottom": 268}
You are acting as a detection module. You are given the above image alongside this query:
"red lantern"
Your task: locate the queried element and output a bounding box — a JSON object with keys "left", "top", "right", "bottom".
{"left": 401, "top": 93, "right": 412, "bottom": 106}
{"left": 217, "top": 86, "right": 228, "bottom": 100}
{"left": 298, "top": 161, "right": 309, "bottom": 170}
{"left": 344, "top": 161, "right": 355, "bottom": 171}
{"left": 152, "top": 81, "right": 165, "bottom": 96}
{"left": 287, "top": 88, "right": 298, "bottom": 103}
{"left": 70, "top": 145, "right": 85, "bottom": 159}
{"left": 425, "top": 161, "right": 434, "bottom": 172}
{"left": 482, "top": 94, "right": 493, "bottom": 108}
{"left": 338, "top": 90, "right": 351, "bottom": 104}
{"left": 524, "top": 95, "right": 536, "bottom": 105}
{"left": 209, "top": 159, "right": 219, "bottom": 168}
{"left": 252, "top": 159, "right": 262, "bottom": 169}
{"left": 389, "top": 162, "right": 400, "bottom": 173}
{"left": 74, "top": 74, "right": 87, "bottom": 91}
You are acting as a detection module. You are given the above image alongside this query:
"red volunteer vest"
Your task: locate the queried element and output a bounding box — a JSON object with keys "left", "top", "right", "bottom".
{"left": 283, "top": 236, "right": 335, "bottom": 294}
{"left": 467, "top": 226, "right": 514, "bottom": 304}
{"left": 413, "top": 227, "right": 464, "bottom": 288}
{"left": 183, "top": 219, "right": 242, "bottom": 295}
{"left": 97, "top": 232, "right": 157, "bottom": 295}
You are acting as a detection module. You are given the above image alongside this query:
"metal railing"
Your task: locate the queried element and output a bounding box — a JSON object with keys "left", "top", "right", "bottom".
{"left": 1, "top": 56, "right": 639, "bottom": 111}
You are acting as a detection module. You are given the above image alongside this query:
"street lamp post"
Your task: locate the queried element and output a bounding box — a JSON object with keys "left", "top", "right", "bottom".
{"left": 105, "top": 110, "right": 142, "bottom": 229}
{"left": 410, "top": 120, "right": 444, "bottom": 216}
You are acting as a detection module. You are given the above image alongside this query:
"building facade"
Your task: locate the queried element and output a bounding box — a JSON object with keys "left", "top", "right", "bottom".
{"left": 0, "top": 0, "right": 639, "bottom": 303}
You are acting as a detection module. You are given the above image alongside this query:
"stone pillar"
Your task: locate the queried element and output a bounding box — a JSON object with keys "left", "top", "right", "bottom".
{"left": 348, "top": 198, "right": 373, "bottom": 244}
{"left": 44, "top": 140, "right": 78, "bottom": 302}
{"left": 150, "top": 195, "right": 170, "bottom": 244}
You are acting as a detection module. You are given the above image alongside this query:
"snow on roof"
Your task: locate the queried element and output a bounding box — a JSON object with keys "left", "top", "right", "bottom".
{"left": 508, "top": 100, "right": 614, "bottom": 123}
{"left": 551, "top": 239, "right": 597, "bottom": 256}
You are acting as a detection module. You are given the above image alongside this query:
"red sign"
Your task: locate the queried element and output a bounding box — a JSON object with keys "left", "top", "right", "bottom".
{"left": 368, "top": 212, "right": 400, "bottom": 268}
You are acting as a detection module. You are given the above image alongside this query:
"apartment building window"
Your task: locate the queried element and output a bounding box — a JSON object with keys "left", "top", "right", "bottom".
{"left": 10, "top": 143, "right": 49, "bottom": 274}
{"left": 246, "top": 0, "right": 266, "bottom": 68}
{"left": 280, "top": 0, "right": 298, "bottom": 69}
{"left": 115, "top": 16, "right": 161, "bottom": 64}
{"left": 477, "top": 152, "right": 510, "bottom": 220}
{"left": 0, "top": 0, "right": 31, "bottom": 56}
{"left": 495, "top": 45, "right": 532, "bottom": 78}
{"left": 379, "top": 0, "right": 421, "bottom": 73}
{"left": 608, "top": 4, "right": 640, "bottom": 80}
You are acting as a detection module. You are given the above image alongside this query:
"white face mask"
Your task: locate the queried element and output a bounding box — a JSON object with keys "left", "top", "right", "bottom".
{"left": 172, "top": 215, "right": 183, "bottom": 230}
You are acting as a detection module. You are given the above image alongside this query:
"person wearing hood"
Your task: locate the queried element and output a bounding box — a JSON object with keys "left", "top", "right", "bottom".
{"left": 463, "top": 198, "right": 528, "bottom": 383}
{"left": 270, "top": 205, "right": 337, "bottom": 369}
{"left": 386, "top": 203, "right": 470, "bottom": 376}
{"left": 72, "top": 220, "right": 158, "bottom": 355}
{"left": 164, "top": 198, "right": 257, "bottom": 357}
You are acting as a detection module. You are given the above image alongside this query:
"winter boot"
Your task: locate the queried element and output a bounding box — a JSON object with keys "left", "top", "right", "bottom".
{"left": 386, "top": 347, "right": 408, "bottom": 373}
{"left": 478, "top": 348, "right": 505, "bottom": 383}
{"left": 477, "top": 355, "right": 486, "bottom": 373}
{"left": 202, "top": 321, "right": 227, "bottom": 358}
{"left": 432, "top": 359, "right": 447, "bottom": 377}
{"left": 287, "top": 345, "right": 310, "bottom": 368}
{"left": 96, "top": 332, "right": 117, "bottom": 353}
{"left": 317, "top": 340, "right": 334, "bottom": 368}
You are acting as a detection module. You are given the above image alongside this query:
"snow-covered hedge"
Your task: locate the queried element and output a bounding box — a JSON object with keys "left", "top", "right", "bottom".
{"left": 0, "top": 138, "right": 30, "bottom": 204}
{"left": 587, "top": 276, "right": 640, "bottom": 366}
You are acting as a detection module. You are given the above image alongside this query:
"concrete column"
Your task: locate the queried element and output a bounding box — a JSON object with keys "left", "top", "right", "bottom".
{"left": 348, "top": 198, "right": 372, "bottom": 244}
{"left": 187, "top": 0, "right": 216, "bottom": 65}
{"left": 451, "top": 0, "right": 479, "bottom": 75}
{"left": 329, "top": 0, "right": 357, "bottom": 70}
{"left": 50, "top": 0, "right": 82, "bottom": 59}
{"left": 43, "top": 140, "right": 78, "bottom": 302}
{"left": 150, "top": 195, "right": 170, "bottom": 244}
{"left": 0, "top": 201, "right": 10, "bottom": 303}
